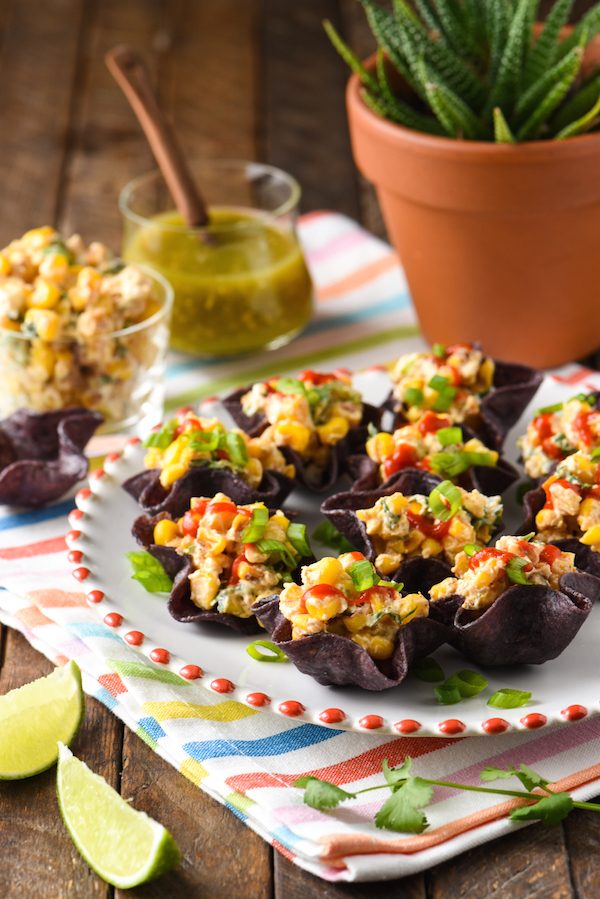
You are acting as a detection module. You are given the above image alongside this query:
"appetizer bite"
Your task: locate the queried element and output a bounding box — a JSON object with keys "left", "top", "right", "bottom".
{"left": 388, "top": 343, "right": 542, "bottom": 449}
{"left": 518, "top": 392, "right": 600, "bottom": 479}
{"left": 223, "top": 369, "right": 381, "bottom": 491}
{"left": 123, "top": 408, "right": 294, "bottom": 513}
{"left": 0, "top": 226, "right": 169, "bottom": 427}
{"left": 133, "top": 493, "right": 312, "bottom": 633}
{"left": 253, "top": 554, "right": 447, "bottom": 690}
{"left": 429, "top": 535, "right": 596, "bottom": 666}
{"left": 350, "top": 413, "right": 518, "bottom": 495}
{"left": 520, "top": 451, "right": 600, "bottom": 578}
{"left": 0, "top": 407, "right": 102, "bottom": 507}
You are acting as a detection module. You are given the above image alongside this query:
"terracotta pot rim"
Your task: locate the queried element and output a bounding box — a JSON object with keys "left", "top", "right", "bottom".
{"left": 347, "top": 64, "right": 600, "bottom": 159}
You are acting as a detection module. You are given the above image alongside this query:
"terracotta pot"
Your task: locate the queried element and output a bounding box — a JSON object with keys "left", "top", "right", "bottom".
{"left": 346, "top": 58, "right": 600, "bottom": 369}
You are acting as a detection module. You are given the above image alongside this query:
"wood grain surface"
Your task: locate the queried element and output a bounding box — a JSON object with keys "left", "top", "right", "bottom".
{"left": 0, "top": 1, "right": 599, "bottom": 897}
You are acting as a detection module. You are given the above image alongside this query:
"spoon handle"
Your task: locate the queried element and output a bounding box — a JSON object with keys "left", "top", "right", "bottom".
{"left": 106, "top": 44, "right": 209, "bottom": 227}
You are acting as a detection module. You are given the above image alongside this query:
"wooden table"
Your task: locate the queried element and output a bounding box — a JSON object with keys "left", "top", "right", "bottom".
{"left": 1, "top": 1, "right": 599, "bottom": 896}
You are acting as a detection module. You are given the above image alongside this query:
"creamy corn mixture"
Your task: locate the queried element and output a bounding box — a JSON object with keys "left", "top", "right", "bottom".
{"left": 152, "top": 493, "right": 308, "bottom": 616}
{"left": 0, "top": 226, "right": 164, "bottom": 424}
{"left": 278, "top": 552, "right": 428, "bottom": 660}
{"left": 241, "top": 370, "right": 362, "bottom": 474}
{"left": 356, "top": 486, "right": 502, "bottom": 576}
{"left": 144, "top": 409, "right": 294, "bottom": 490}
{"left": 430, "top": 535, "right": 576, "bottom": 611}
{"left": 518, "top": 394, "right": 600, "bottom": 479}
{"left": 534, "top": 451, "right": 600, "bottom": 551}
{"left": 390, "top": 344, "right": 494, "bottom": 422}
{"left": 365, "top": 412, "right": 498, "bottom": 483}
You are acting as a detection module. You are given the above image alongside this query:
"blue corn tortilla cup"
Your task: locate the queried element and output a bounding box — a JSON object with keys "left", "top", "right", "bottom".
{"left": 253, "top": 594, "right": 448, "bottom": 690}
{"left": 428, "top": 571, "right": 598, "bottom": 667}
{"left": 123, "top": 463, "right": 293, "bottom": 516}
{"left": 222, "top": 385, "right": 383, "bottom": 493}
{"left": 386, "top": 356, "right": 542, "bottom": 452}
{"left": 519, "top": 483, "right": 600, "bottom": 579}
{"left": 0, "top": 407, "right": 102, "bottom": 507}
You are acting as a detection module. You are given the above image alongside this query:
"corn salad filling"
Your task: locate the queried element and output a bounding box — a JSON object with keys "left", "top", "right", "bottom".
{"left": 430, "top": 535, "right": 576, "bottom": 612}
{"left": 278, "top": 553, "right": 428, "bottom": 660}
{"left": 365, "top": 412, "right": 498, "bottom": 483}
{"left": 390, "top": 344, "right": 494, "bottom": 423}
{"left": 0, "top": 226, "right": 162, "bottom": 422}
{"left": 356, "top": 482, "right": 502, "bottom": 576}
{"left": 143, "top": 409, "right": 294, "bottom": 489}
{"left": 518, "top": 394, "right": 600, "bottom": 479}
{"left": 240, "top": 369, "right": 363, "bottom": 471}
{"left": 152, "top": 493, "right": 311, "bottom": 617}
{"left": 534, "top": 451, "right": 600, "bottom": 550}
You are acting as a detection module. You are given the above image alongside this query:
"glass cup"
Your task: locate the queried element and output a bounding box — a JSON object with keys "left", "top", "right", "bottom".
{"left": 119, "top": 160, "right": 314, "bottom": 357}
{"left": 0, "top": 266, "right": 172, "bottom": 433}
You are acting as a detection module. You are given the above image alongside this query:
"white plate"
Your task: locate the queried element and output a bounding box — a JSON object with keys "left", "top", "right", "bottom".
{"left": 66, "top": 371, "right": 600, "bottom": 738}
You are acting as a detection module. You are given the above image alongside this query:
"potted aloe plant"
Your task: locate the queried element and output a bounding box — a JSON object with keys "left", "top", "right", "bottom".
{"left": 328, "top": 1, "right": 600, "bottom": 368}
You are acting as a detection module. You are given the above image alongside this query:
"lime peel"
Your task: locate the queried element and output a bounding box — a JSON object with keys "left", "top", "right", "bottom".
{"left": 57, "top": 743, "right": 180, "bottom": 888}
{"left": 0, "top": 659, "right": 84, "bottom": 779}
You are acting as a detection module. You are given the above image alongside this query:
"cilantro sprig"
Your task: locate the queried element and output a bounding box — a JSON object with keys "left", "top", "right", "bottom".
{"left": 295, "top": 758, "right": 600, "bottom": 834}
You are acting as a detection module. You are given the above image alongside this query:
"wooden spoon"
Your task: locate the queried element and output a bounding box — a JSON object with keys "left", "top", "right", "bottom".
{"left": 105, "top": 44, "right": 209, "bottom": 227}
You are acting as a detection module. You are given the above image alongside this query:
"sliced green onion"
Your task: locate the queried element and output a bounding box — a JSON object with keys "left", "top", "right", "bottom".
{"left": 241, "top": 507, "right": 269, "bottom": 543}
{"left": 367, "top": 422, "right": 379, "bottom": 438}
{"left": 222, "top": 431, "right": 248, "bottom": 467}
{"left": 444, "top": 670, "right": 488, "bottom": 698}
{"left": 487, "top": 688, "right": 532, "bottom": 709}
{"left": 574, "top": 392, "right": 596, "bottom": 405}
{"left": 591, "top": 446, "right": 600, "bottom": 461}
{"left": 274, "top": 378, "right": 306, "bottom": 396}
{"left": 428, "top": 480, "right": 462, "bottom": 521}
{"left": 246, "top": 640, "right": 288, "bottom": 663}
{"left": 464, "top": 543, "right": 482, "bottom": 557}
{"left": 429, "top": 374, "right": 451, "bottom": 392}
{"left": 432, "top": 343, "right": 446, "bottom": 358}
{"left": 411, "top": 656, "right": 445, "bottom": 683}
{"left": 519, "top": 532, "right": 535, "bottom": 542}
{"left": 465, "top": 451, "right": 496, "bottom": 468}
{"left": 255, "top": 539, "right": 297, "bottom": 569}
{"left": 348, "top": 559, "right": 378, "bottom": 592}
{"left": 287, "top": 522, "right": 312, "bottom": 557}
{"left": 434, "top": 685, "right": 463, "bottom": 705}
{"left": 536, "top": 401, "right": 563, "bottom": 415}
{"left": 404, "top": 387, "right": 424, "bottom": 407}
{"left": 377, "top": 580, "right": 403, "bottom": 592}
{"left": 187, "top": 428, "right": 221, "bottom": 454}
{"left": 430, "top": 451, "right": 468, "bottom": 478}
{"left": 143, "top": 419, "right": 178, "bottom": 449}
{"left": 436, "top": 426, "right": 463, "bottom": 447}
{"left": 506, "top": 556, "right": 531, "bottom": 585}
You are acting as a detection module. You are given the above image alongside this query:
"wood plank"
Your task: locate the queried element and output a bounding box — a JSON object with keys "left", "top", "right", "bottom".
{"left": 275, "top": 853, "right": 425, "bottom": 899}
{"left": 427, "top": 823, "right": 574, "bottom": 899}
{"left": 261, "top": 0, "right": 361, "bottom": 219}
{"left": 563, "top": 801, "right": 600, "bottom": 898}
{"left": 0, "top": 0, "right": 83, "bottom": 245}
{"left": 0, "top": 629, "right": 121, "bottom": 899}
{"left": 116, "top": 729, "right": 271, "bottom": 899}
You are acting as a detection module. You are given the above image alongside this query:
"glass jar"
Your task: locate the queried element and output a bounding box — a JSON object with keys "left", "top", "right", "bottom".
{"left": 119, "top": 160, "right": 314, "bottom": 357}
{"left": 0, "top": 265, "right": 172, "bottom": 433}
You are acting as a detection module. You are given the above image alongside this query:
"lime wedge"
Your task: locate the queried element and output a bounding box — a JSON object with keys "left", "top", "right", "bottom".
{"left": 57, "top": 743, "right": 180, "bottom": 888}
{"left": 0, "top": 659, "right": 84, "bottom": 779}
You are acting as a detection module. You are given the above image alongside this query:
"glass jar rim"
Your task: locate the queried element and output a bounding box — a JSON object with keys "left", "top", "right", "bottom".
{"left": 0, "top": 263, "right": 174, "bottom": 342}
{"left": 118, "top": 159, "right": 302, "bottom": 233}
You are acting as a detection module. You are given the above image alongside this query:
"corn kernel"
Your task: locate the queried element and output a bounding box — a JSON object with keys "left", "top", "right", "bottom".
{"left": 305, "top": 592, "right": 346, "bottom": 621}
{"left": 189, "top": 570, "right": 220, "bottom": 609}
{"left": 366, "top": 431, "right": 394, "bottom": 463}
{"left": 22, "top": 226, "right": 56, "bottom": 247}
{"left": 316, "top": 415, "right": 350, "bottom": 445}
{"left": 31, "top": 340, "right": 55, "bottom": 378}
{"left": 159, "top": 462, "right": 189, "bottom": 488}
{"left": 430, "top": 577, "right": 459, "bottom": 600}
{"left": 27, "top": 279, "right": 61, "bottom": 310}
{"left": 245, "top": 456, "right": 263, "bottom": 486}
{"left": 153, "top": 519, "right": 180, "bottom": 545}
{"left": 579, "top": 497, "right": 596, "bottom": 518}
{"left": 0, "top": 254, "right": 10, "bottom": 277}
{"left": 39, "top": 252, "right": 70, "bottom": 283}
{"left": 310, "top": 557, "right": 344, "bottom": 585}
{"left": 581, "top": 525, "right": 600, "bottom": 546}
{"left": 448, "top": 518, "right": 471, "bottom": 540}
{"left": 421, "top": 537, "right": 443, "bottom": 557}
{"left": 375, "top": 553, "right": 402, "bottom": 575}
{"left": 1, "top": 315, "right": 21, "bottom": 332}
{"left": 274, "top": 421, "right": 311, "bottom": 453}
{"left": 24, "top": 308, "right": 60, "bottom": 341}
{"left": 478, "top": 357, "right": 495, "bottom": 390}
{"left": 388, "top": 493, "right": 409, "bottom": 514}
{"left": 353, "top": 634, "right": 395, "bottom": 660}
{"left": 344, "top": 612, "right": 368, "bottom": 633}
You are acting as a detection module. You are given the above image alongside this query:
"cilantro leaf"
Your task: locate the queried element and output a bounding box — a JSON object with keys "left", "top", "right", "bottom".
{"left": 312, "top": 520, "right": 355, "bottom": 552}
{"left": 126, "top": 551, "right": 173, "bottom": 593}
{"left": 509, "top": 793, "right": 573, "bottom": 826}
{"left": 480, "top": 765, "right": 519, "bottom": 782}
{"left": 514, "top": 764, "right": 550, "bottom": 792}
{"left": 294, "top": 776, "right": 356, "bottom": 809}
{"left": 382, "top": 757, "right": 412, "bottom": 788}
{"left": 375, "top": 776, "right": 433, "bottom": 833}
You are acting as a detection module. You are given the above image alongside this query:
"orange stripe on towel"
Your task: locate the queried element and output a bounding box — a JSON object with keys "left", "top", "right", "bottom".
{"left": 15, "top": 606, "right": 53, "bottom": 629}
{"left": 27, "top": 589, "right": 87, "bottom": 608}
{"left": 0, "top": 536, "right": 67, "bottom": 559}
{"left": 316, "top": 253, "right": 398, "bottom": 301}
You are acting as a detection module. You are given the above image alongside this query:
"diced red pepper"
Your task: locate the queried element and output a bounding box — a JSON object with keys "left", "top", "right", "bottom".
{"left": 381, "top": 443, "right": 418, "bottom": 480}
{"left": 406, "top": 510, "right": 450, "bottom": 541}
{"left": 417, "top": 411, "right": 452, "bottom": 435}
{"left": 540, "top": 544, "right": 562, "bottom": 566}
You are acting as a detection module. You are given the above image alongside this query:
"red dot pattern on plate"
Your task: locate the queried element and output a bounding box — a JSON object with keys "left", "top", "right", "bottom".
{"left": 319, "top": 708, "right": 346, "bottom": 724}
{"left": 211, "top": 678, "right": 235, "bottom": 694}
{"left": 439, "top": 719, "right": 466, "bottom": 735}
{"left": 106, "top": 452, "right": 121, "bottom": 463}
{"left": 76, "top": 488, "right": 92, "bottom": 501}
{"left": 279, "top": 700, "right": 305, "bottom": 717}
{"left": 482, "top": 717, "right": 509, "bottom": 735}
{"left": 91, "top": 468, "right": 105, "bottom": 480}
{"left": 179, "top": 664, "right": 203, "bottom": 680}
{"left": 176, "top": 406, "right": 193, "bottom": 416}
{"left": 67, "top": 550, "right": 83, "bottom": 564}
{"left": 66, "top": 529, "right": 81, "bottom": 542}
{"left": 69, "top": 509, "right": 83, "bottom": 522}
{"left": 521, "top": 713, "right": 547, "bottom": 729}
{"left": 86, "top": 590, "right": 104, "bottom": 604}
{"left": 127, "top": 436, "right": 141, "bottom": 445}
{"left": 124, "top": 631, "right": 144, "bottom": 646}
{"left": 103, "top": 612, "right": 123, "bottom": 628}
{"left": 394, "top": 719, "right": 421, "bottom": 735}
{"left": 561, "top": 704, "right": 587, "bottom": 721}
{"left": 246, "top": 692, "right": 271, "bottom": 707}
{"left": 72, "top": 567, "right": 90, "bottom": 581}
{"left": 359, "top": 714, "right": 384, "bottom": 730}
{"left": 150, "top": 648, "right": 170, "bottom": 664}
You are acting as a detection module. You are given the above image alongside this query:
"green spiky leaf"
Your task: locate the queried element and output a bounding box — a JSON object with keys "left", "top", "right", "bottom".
{"left": 494, "top": 107, "right": 516, "bottom": 143}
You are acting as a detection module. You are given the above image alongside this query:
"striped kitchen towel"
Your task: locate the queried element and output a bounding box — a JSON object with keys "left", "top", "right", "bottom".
{"left": 1, "top": 212, "right": 600, "bottom": 883}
